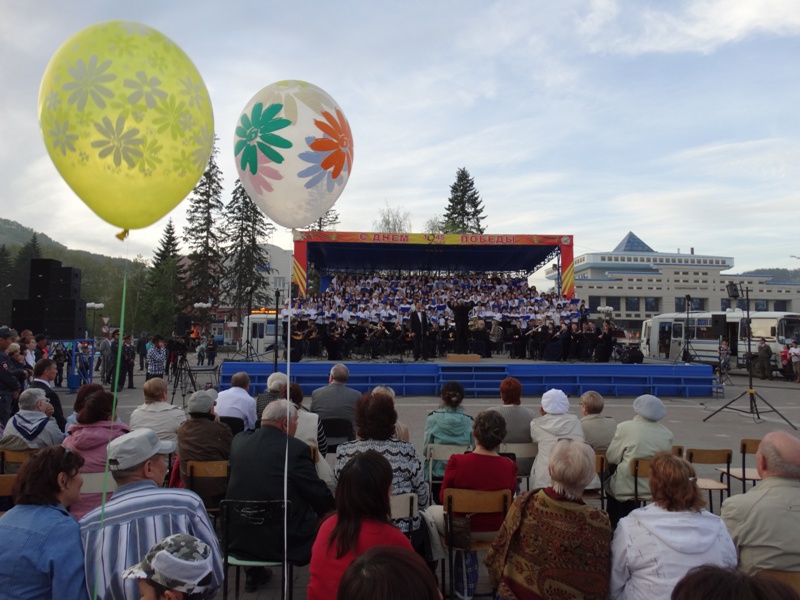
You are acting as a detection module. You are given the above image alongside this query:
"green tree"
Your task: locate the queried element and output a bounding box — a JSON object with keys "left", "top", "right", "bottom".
{"left": 0, "top": 245, "right": 12, "bottom": 323}
{"left": 372, "top": 201, "right": 411, "bottom": 232}
{"left": 152, "top": 218, "right": 181, "bottom": 269}
{"left": 309, "top": 208, "right": 340, "bottom": 231}
{"left": 223, "top": 180, "right": 274, "bottom": 328}
{"left": 144, "top": 221, "right": 185, "bottom": 336}
{"left": 10, "top": 233, "right": 43, "bottom": 299}
{"left": 443, "top": 167, "right": 486, "bottom": 234}
{"left": 183, "top": 143, "right": 225, "bottom": 310}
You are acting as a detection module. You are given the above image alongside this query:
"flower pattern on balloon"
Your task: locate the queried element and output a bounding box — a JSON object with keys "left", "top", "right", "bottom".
{"left": 234, "top": 102, "right": 292, "bottom": 175}
{"left": 49, "top": 119, "right": 78, "bottom": 156}
{"left": 91, "top": 115, "right": 144, "bottom": 168}
{"left": 244, "top": 153, "right": 284, "bottom": 194}
{"left": 309, "top": 109, "right": 353, "bottom": 180}
{"left": 298, "top": 136, "right": 342, "bottom": 192}
{"left": 62, "top": 55, "right": 116, "bottom": 111}
{"left": 124, "top": 71, "right": 167, "bottom": 109}
{"left": 179, "top": 76, "right": 207, "bottom": 109}
{"left": 138, "top": 137, "right": 164, "bottom": 174}
{"left": 153, "top": 95, "right": 188, "bottom": 140}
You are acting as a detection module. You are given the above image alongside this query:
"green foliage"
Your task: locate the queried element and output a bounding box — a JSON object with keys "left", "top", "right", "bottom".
{"left": 443, "top": 167, "right": 486, "bottom": 234}
{"left": 0, "top": 245, "right": 12, "bottom": 323}
{"left": 183, "top": 142, "right": 225, "bottom": 308}
{"left": 223, "top": 180, "right": 274, "bottom": 322}
{"left": 10, "top": 234, "right": 43, "bottom": 300}
{"left": 152, "top": 218, "right": 181, "bottom": 268}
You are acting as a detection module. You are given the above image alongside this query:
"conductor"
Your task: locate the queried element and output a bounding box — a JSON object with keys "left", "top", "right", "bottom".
{"left": 447, "top": 297, "right": 476, "bottom": 354}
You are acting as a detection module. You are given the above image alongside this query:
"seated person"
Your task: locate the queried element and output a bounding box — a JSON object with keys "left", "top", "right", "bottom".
{"left": 129, "top": 378, "right": 187, "bottom": 442}
{"left": 579, "top": 390, "right": 617, "bottom": 452}
{"left": 2, "top": 388, "right": 65, "bottom": 448}
{"left": 486, "top": 439, "right": 612, "bottom": 600}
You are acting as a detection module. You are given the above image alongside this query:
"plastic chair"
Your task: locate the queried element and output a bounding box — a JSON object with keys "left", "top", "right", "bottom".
{"left": 320, "top": 418, "right": 354, "bottom": 454}
{"left": 717, "top": 438, "right": 762, "bottom": 494}
{"left": 630, "top": 458, "right": 653, "bottom": 506}
{"left": 441, "top": 488, "right": 512, "bottom": 600}
{"left": 220, "top": 499, "right": 293, "bottom": 600}
{"left": 686, "top": 448, "right": 732, "bottom": 512}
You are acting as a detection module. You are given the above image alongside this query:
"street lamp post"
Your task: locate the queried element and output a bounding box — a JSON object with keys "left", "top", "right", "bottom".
{"left": 85, "top": 302, "right": 105, "bottom": 340}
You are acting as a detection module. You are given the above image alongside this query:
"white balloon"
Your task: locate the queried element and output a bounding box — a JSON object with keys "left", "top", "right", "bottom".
{"left": 233, "top": 80, "right": 353, "bottom": 229}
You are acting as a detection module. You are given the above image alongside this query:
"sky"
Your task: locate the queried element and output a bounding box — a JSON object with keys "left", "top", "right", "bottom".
{"left": 2, "top": 0, "right": 800, "bottom": 285}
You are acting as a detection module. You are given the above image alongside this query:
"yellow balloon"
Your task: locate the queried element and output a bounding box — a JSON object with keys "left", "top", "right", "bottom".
{"left": 38, "top": 21, "right": 214, "bottom": 231}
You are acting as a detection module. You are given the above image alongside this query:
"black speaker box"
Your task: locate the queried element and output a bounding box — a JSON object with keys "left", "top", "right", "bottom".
{"left": 50, "top": 267, "right": 81, "bottom": 299}
{"left": 11, "top": 298, "right": 46, "bottom": 322}
{"left": 710, "top": 313, "right": 726, "bottom": 338}
{"left": 43, "top": 298, "right": 86, "bottom": 321}
{"left": 175, "top": 315, "right": 193, "bottom": 335}
{"left": 29, "top": 259, "right": 61, "bottom": 299}
{"left": 42, "top": 319, "right": 86, "bottom": 340}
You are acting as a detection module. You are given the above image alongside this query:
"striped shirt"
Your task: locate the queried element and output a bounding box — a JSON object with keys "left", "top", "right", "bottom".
{"left": 146, "top": 346, "right": 166, "bottom": 376}
{"left": 79, "top": 480, "right": 222, "bottom": 600}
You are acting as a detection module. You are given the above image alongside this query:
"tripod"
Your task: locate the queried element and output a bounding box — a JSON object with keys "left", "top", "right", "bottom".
{"left": 170, "top": 353, "right": 197, "bottom": 407}
{"left": 704, "top": 284, "right": 796, "bottom": 430}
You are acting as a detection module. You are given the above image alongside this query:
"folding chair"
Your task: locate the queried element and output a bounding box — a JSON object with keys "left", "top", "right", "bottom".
{"left": 441, "top": 488, "right": 512, "bottom": 600}
{"left": 220, "top": 499, "right": 293, "bottom": 600}
{"left": 390, "top": 493, "right": 419, "bottom": 538}
{"left": 756, "top": 569, "right": 800, "bottom": 595}
{"left": 186, "top": 460, "right": 230, "bottom": 518}
{"left": 630, "top": 458, "right": 653, "bottom": 507}
{"left": 219, "top": 416, "right": 245, "bottom": 436}
{"left": 672, "top": 445, "right": 684, "bottom": 458}
{"left": 0, "top": 449, "right": 36, "bottom": 474}
{"left": 583, "top": 452, "right": 606, "bottom": 509}
{"left": 0, "top": 473, "right": 16, "bottom": 516}
{"left": 426, "top": 444, "right": 471, "bottom": 502}
{"left": 685, "top": 448, "right": 732, "bottom": 513}
{"left": 717, "top": 438, "right": 762, "bottom": 494}
{"left": 499, "top": 442, "right": 537, "bottom": 492}
{"left": 320, "top": 418, "right": 354, "bottom": 454}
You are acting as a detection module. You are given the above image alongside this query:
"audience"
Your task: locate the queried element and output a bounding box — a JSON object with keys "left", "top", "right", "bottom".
{"left": 80, "top": 428, "right": 223, "bottom": 600}
{"left": 310, "top": 363, "right": 361, "bottom": 437}
{"left": 334, "top": 391, "right": 429, "bottom": 555}
{"left": 579, "top": 390, "right": 617, "bottom": 452}
{"left": 721, "top": 431, "right": 800, "bottom": 575}
{"left": 308, "top": 450, "right": 412, "bottom": 600}
{"left": 489, "top": 377, "right": 536, "bottom": 473}
{"left": 337, "top": 545, "right": 441, "bottom": 600}
{"left": 486, "top": 439, "right": 611, "bottom": 599}
{"left": 176, "top": 389, "right": 233, "bottom": 509}
{"left": 610, "top": 452, "right": 737, "bottom": 600}
{"left": 214, "top": 371, "right": 257, "bottom": 432}
{"left": 255, "top": 371, "right": 287, "bottom": 428}
{"left": 422, "top": 381, "right": 474, "bottom": 481}
{"left": 61, "top": 390, "right": 130, "bottom": 518}
{"left": 372, "top": 385, "right": 410, "bottom": 441}
{"left": 122, "top": 534, "right": 215, "bottom": 600}
{"left": 0, "top": 446, "right": 90, "bottom": 599}
{"left": 2, "top": 387, "right": 65, "bottom": 448}
{"left": 64, "top": 383, "right": 104, "bottom": 431}
{"left": 129, "top": 377, "right": 187, "bottom": 442}
{"left": 282, "top": 382, "right": 328, "bottom": 457}
{"left": 605, "top": 394, "right": 673, "bottom": 526}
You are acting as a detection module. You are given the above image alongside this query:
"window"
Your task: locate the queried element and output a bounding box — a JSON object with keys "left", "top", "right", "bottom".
{"left": 588, "top": 296, "right": 602, "bottom": 310}
{"left": 625, "top": 297, "right": 640, "bottom": 312}
{"left": 274, "top": 276, "right": 286, "bottom": 290}
{"left": 720, "top": 298, "right": 732, "bottom": 311}
{"left": 754, "top": 300, "right": 767, "bottom": 311}
{"left": 675, "top": 297, "right": 686, "bottom": 312}
{"left": 606, "top": 297, "right": 621, "bottom": 311}
{"left": 690, "top": 298, "right": 705, "bottom": 311}
{"left": 775, "top": 300, "right": 788, "bottom": 311}
{"left": 736, "top": 299, "right": 748, "bottom": 311}
{"left": 645, "top": 297, "right": 660, "bottom": 312}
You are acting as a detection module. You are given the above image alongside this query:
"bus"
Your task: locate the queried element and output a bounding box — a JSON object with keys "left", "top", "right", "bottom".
{"left": 641, "top": 310, "right": 800, "bottom": 367}
{"left": 241, "top": 310, "right": 281, "bottom": 356}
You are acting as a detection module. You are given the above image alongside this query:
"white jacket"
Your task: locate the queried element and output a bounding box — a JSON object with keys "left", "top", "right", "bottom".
{"left": 529, "top": 413, "right": 590, "bottom": 490}
{"left": 610, "top": 503, "right": 737, "bottom": 600}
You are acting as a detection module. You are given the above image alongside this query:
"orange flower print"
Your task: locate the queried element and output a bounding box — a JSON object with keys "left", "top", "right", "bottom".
{"left": 309, "top": 108, "right": 353, "bottom": 179}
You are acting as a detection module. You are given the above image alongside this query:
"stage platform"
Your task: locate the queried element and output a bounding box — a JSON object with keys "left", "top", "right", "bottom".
{"left": 219, "top": 358, "right": 716, "bottom": 398}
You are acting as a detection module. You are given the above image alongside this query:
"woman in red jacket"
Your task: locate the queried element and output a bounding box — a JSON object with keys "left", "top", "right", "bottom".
{"left": 307, "top": 450, "right": 412, "bottom": 600}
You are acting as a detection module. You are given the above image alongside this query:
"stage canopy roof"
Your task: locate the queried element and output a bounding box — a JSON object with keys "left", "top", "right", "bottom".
{"left": 299, "top": 232, "right": 566, "bottom": 274}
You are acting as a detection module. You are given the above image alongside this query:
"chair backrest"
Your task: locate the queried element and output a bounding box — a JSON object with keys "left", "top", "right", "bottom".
{"left": 219, "top": 416, "right": 245, "bottom": 436}
{"left": 80, "top": 472, "right": 118, "bottom": 494}
{"left": 686, "top": 448, "right": 733, "bottom": 466}
{"left": 0, "top": 449, "right": 37, "bottom": 474}
{"left": 220, "top": 499, "right": 289, "bottom": 560}
{"left": 443, "top": 488, "right": 512, "bottom": 515}
{"left": 426, "top": 444, "right": 471, "bottom": 486}
{"left": 741, "top": 438, "right": 761, "bottom": 455}
{"left": 0, "top": 473, "right": 16, "bottom": 516}
{"left": 499, "top": 442, "right": 537, "bottom": 459}
{"left": 390, "top": 492, "right": 419, "bottom": 521}
{"left": 672, "top": 445, "right": 684, "bottom": 458}
{"left": 595, "top": 453, "right": 607, "bottom": 475}
{"left": 187, "top": 460, "right": 229, "bottom": 479}
{"left": 756, "top": 569, "right": 800, "bottom": 594}
{"left": 320, "top": 418, "right": 354, "bottom": 440}
{"left": 630, "top": 458, "right": 653, "bottom": 502}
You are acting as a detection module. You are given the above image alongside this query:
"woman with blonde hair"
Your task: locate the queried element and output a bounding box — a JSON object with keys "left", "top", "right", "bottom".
{"left": 610, "top": 451, "right": 737, "bottom": 600}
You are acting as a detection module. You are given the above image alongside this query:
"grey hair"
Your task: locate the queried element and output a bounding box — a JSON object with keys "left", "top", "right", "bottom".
{"left": 580, "top": 391, "right": 605, "bottom": 414}
{"left": 330, "top": 363, "right": 350, "bottom": 383}
{"left": 18, "top": 387, "right": 47, "bottom": 410}
{"left": 261, "top": 399, "right": 298, "bottom": 424}
{"left": 549, "top": 439, "right": 597, "bottom": 500}
{"left": 372, "top": 385, "right": 395, "bottom": 399}
{"left": 267, "top": 372, "right": 288, "bottom": 392}
{"left": 761, "top": 437, "right": 800, "bottom": 478}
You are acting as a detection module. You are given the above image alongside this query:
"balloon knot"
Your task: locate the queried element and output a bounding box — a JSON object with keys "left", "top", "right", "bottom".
{"left": 115, "top": 229, "right": 129, "bottom": 241}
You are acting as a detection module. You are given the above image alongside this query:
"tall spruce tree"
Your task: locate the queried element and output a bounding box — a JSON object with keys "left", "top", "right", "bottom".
{"left": 152, "top": 218, "right": 181, "bottom": 269}
{"left": 10, "top": 234, "right": 43, "bottom": 300}
{"left": 223, "top": 180, "right": 275, "bottom": 322}
{"left": 0, "top": 245, "right": 12, "bottom": 323}
{"left": 144, "top": 220, "right": 185, "bottom": 336}
{"left": 183, "top": 143, "right": 225, "bottom": 309}
{"left": 443, "top": 167, "right": 486, "bottom": 234}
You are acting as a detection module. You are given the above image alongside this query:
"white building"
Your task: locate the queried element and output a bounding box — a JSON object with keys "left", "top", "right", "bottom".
{"left": 547, "top": 232, "right": 800, "bottom": 330}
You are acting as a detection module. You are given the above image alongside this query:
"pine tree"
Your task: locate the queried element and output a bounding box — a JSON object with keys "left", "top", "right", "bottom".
{"left": 10, "top": 234, "right": 43, "bottom": 300}
{"left": 309, "top": 209, "right": 340, "bottom": 231}
{"left": 143, "top": 221, "right": 185, "bottom": 336}
{"left": 223, "top": 180, "right": 275, "bottom": 324}
{"left": 183, "top": 143, "right": 225, "bottom": 309}
{"left": 443, "top": 167, "right": 486, "bottom": 234}
{"left": 0, "top": 245, "right": 12, "bottom": 323}
{"left": 152, "top": 219, "right": 181, "bottom": 269}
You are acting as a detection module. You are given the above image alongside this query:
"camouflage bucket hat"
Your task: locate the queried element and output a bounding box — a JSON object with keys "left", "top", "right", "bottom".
{"left": 122, "top": 533, "right": 213, "bottom": 594}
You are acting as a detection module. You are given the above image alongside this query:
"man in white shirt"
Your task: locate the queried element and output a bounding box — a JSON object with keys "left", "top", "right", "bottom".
{"left": 216, "top": 371, "right": 257, "bottom": 431}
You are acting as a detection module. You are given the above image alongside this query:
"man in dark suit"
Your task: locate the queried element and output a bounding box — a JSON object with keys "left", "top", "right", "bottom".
{"left": 225, "top": 401, "right": 334, "bottom": 590}
{"left": 30, "top": 358, "right": 67, "bottom": 432}
{"left": 408, "top": 301, "right": 429, "bottom": 361}
{"left": 310, "top": 363, "right": 361, "bottom": 434}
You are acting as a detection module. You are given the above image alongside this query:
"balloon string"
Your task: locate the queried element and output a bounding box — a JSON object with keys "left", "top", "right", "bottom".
{"left": 92, "top": 238, "right": 130, "bottom": 600}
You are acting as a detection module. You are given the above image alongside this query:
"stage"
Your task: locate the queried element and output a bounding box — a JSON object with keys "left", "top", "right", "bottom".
{"left": 219, "top": 356, "right": 716, "bottom": 399}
